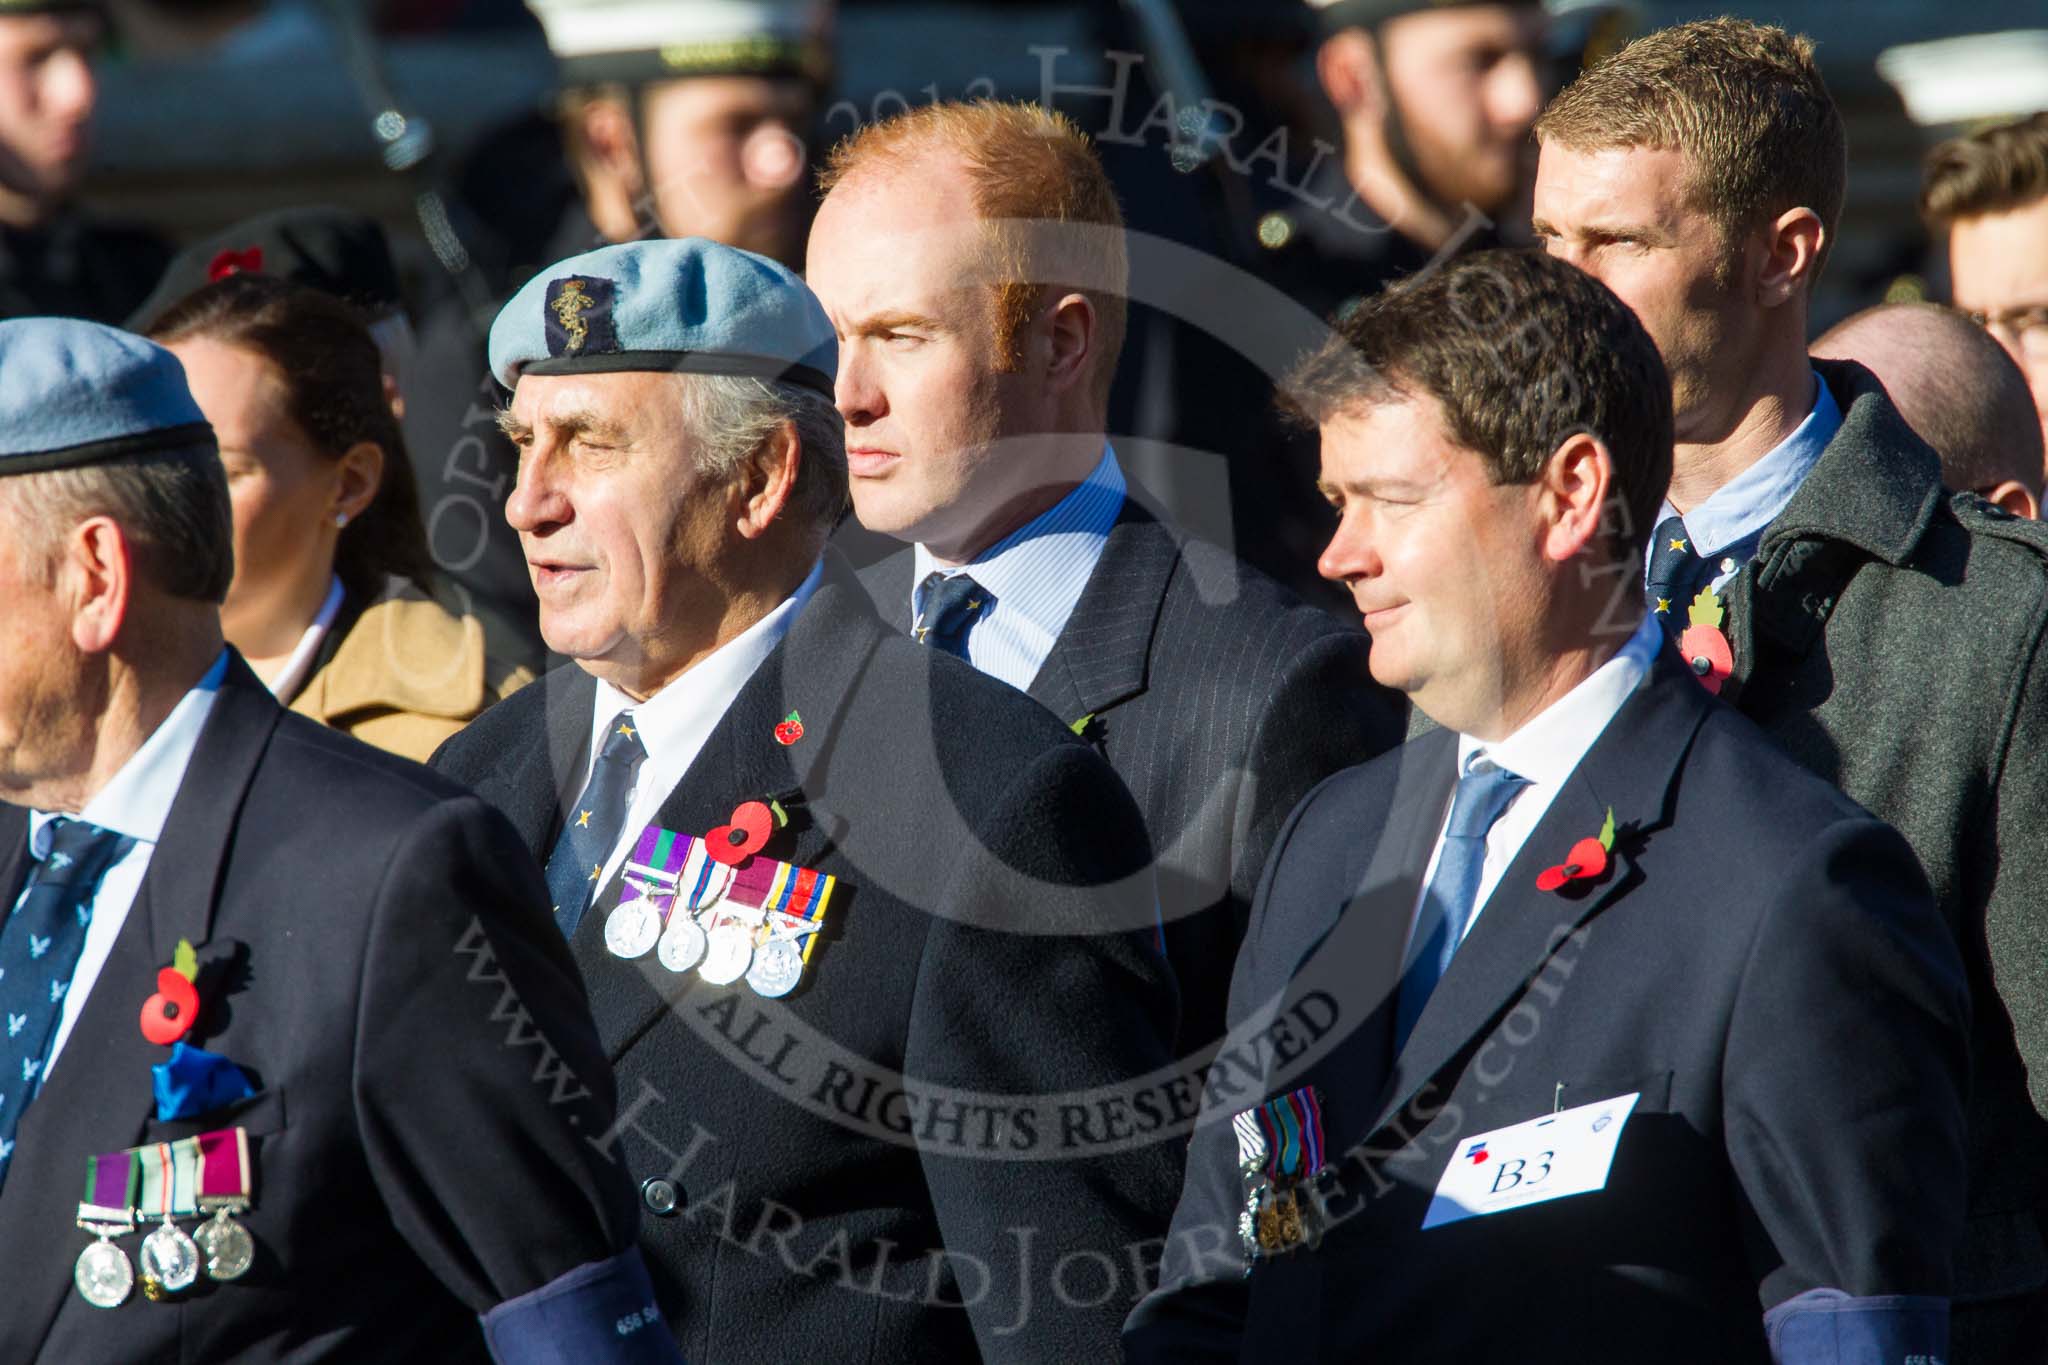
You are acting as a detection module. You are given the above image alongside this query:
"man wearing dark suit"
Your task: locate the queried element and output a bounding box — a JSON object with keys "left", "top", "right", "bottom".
{"left": 806, "top": 100, "right": 1404, "bottom": 1060}
{"left": 0, "top": 320, "right": 675, "bottom": 1362}
{"left": 1124, "top": 250, "right": 1970, "bottom": 1362}
{"left": 1535, "top": 21, "right": 2048, "bottom": 1355}
{"left": 431, "top": 237, "right": 1183, "bottom": 1362}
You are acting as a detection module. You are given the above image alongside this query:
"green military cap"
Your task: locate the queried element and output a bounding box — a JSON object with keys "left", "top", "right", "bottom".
{"left": 526, "top": 0, "right": 831, "bottom": 88}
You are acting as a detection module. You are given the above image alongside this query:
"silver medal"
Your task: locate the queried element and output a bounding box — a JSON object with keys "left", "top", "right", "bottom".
{"left": 139, "top": 1221, "right": 200, "bottom": 1294}
{"left": 604, "top": 899, "right": 662, "bottom": 959}
{"left": 745, "top": 939, "right": 804, "bottom": 997}
{"left": 196, "top": 1210, "right": 255, "bottom": 1281}
{"left": 74, "top": 1237, "right": 134, "bottom": 1308}
{"left": 656, "top": 914, "right": 708, "bottom": 973}
{"left": 697, "top": 923, "right": 755, "bottom": 985}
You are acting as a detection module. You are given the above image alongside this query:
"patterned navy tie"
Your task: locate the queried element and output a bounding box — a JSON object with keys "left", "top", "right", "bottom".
{"left": 0, "top": 817, "right": 127, "bottom": 1186}
{"left": 544, "top": 714, "right": 647, "bottom": 938}
{"left": 915, "top": 571, "right": 990, "bottom": 661}
{"left": 1393, "top": 761, "right": 1528, "bottom": 1057}
{"left": 1644, "top": 514, "right": 1709, "bottom": 634}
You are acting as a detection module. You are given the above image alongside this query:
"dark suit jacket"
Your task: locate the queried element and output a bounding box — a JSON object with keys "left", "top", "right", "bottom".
{"left": 0, "top": 656, "right": 643, "bottom": 1363}
{"left": 432, "top": 557, "right": 1185, "bottom": 1364}
{"left": 1125, "top": 650, "right": 1970, "bottom": 1363}
{"left": 860, "top": 499, "right": 1404, "bottom": 1055}
{"left": 1723, "top": 361, "right": 2048, "bottom": 1329}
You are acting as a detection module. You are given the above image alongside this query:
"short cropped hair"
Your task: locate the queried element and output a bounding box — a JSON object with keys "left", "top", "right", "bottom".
{"left": 1284, "top": 248, "right": 1674, "bottom": 566}
{"left": 1812, "top": 302, "right": 2046, "bottom": 494}
{"left": 5, "top": 444, "right": 234, "bottom": 603}
{"left": 820, "top": 101, "right": 1128, "bottom": 405}
{"left": 1536, "top": 18, "right": 1846, "bottom": 282}
{"left": 1921, "top": 111, "right": 2048, "bottom": 228}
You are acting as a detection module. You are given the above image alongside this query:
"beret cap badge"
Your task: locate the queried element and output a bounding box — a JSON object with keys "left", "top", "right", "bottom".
{"left": 545, "top": 276, "right": 619, "bottom": 359}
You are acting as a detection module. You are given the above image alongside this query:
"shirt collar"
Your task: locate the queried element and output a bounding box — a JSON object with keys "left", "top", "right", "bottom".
{"left": 29, "top": 649, "right": 230, "bottom": 858}
{"left": 1665, "top": 369, "right": 1841, "bottom": 558}
{"left": 1458, "top": 613, "right": 1662, "bottom": 789}
{"left": 911, "top": 445, "right": 1125, "bottom": 645}
{"left": 591, "top": 557, "right": 823, "bottom": 760}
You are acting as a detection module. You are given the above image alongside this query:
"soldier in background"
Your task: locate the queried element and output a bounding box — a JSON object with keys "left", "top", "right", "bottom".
{"left": 0, "top": 0, "right": 169, "bottom": 322}
{"left": 525, "top": 0, "right": 832, "bottom": 268}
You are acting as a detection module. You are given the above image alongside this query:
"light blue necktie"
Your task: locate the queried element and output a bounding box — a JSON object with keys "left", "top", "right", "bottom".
{"left": 1393, "top": 760, "right": 1528, "bottom": 1056}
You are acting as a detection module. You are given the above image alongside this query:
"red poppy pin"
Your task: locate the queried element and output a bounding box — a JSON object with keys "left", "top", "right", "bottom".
{"left": 1536, "top": 808, "right": 1617, "bottom": 893}
{"left": 207, "top": 245, "right": 264, "bottom": 281}
{"left": 1678, "top": 587, "right": 1733, "bottom": 695}
{"left": 773, "top": 710, "right": 804, "bottom": 746}
{"left": 705, "top": 798, "right": 794, "bottom": 867}
{"left": 140, "top": 939, "right": 201, "bottom": 1045}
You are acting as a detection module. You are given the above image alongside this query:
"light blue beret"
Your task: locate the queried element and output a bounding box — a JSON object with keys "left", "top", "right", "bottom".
{"left": 0, "top": 318, "right": 213, "bottom": 475}
{"left": 488, "top": 237, "right": 837, "bottom": 396}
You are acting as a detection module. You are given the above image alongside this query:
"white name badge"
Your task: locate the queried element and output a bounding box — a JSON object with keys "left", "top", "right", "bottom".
{"left": 1422, "top": 1091, "right": 1641, "bottom": 1230}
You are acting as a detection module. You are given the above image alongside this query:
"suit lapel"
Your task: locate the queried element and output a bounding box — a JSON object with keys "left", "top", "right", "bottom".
{"left": 1368, "top": 654, "right": 1711, "bottom": 1138}
{"left": 571, "top": 556, "right": 888, "bottom": 1059}
{"left": 497, "top": 667, "right": 598, "bottom": 859}
{"left": 0, "top": 654, "right": 278, "bottom": 1350}
{"left": 1025, "top": 501, "right": 1177, "bottom": 727}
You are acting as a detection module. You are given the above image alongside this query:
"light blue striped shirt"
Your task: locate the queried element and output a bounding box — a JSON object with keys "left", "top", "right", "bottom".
{"left": 911, "top": 447, "right": 1127, "bottom": 692}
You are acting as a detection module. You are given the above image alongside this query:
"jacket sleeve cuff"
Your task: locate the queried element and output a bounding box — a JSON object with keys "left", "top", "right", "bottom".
{"left": 1764, "top": 1288, "right": 1948, "bottom": 1365}
{"left": 480, "top": 1248, "right": 686, "bottom": 1365}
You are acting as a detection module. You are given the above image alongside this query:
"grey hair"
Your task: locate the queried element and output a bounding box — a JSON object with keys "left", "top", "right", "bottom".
{"left": 672, "top": 372, "right": 848, "bottom": 534}
{"left": 1, "top": 445, "right": 234, "bottom": 602}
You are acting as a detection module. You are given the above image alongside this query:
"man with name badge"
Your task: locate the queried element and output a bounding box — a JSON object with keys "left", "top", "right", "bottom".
{"left": 0, "top": 320, "right": 678, "bottom": 1363}
{"left": 1124, "top": 249, "right": 1969, "bottom": 1363}
{"left": 431, "top": 237, "right": 1182, "bottom": 1363}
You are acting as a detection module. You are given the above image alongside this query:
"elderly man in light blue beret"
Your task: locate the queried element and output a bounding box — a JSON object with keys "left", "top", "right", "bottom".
{"left": 0, "top": 318, "right": 679, "bottom": 1365}
{"left": 431, "top": 238, "right": 1184, "bottom": 1364}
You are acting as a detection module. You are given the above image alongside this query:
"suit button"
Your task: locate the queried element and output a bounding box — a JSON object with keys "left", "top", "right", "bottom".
{"left": 641, "top": 1177, "right": 683, "bottom": 1217}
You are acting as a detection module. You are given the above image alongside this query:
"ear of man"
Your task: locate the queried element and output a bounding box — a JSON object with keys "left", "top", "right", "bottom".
{"left": 1039, "top": 291, "right": 1098, "bottom": 401}
{"left": 1537, "top": 430, "right": 1616, "bottom": 567}
{"left": 1982, "top": 478, "right": 2040, "bottom": 520}
{"left": 734, "top": 421, "right": 802, "bottom": 541}
{"left": 66, "top": 516, "right": 135, "bottom": 656}
{"left": 1754, "top": 207, "right": 1825, "bottom": 309}
{"left": 1317, "top": 28, "right": 1388, "bottom": 127}
{"left": 576, "top": 97, "right": 649, "bottom": 236}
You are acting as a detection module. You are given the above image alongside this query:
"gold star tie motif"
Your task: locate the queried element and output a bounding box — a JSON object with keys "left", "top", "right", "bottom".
{"left": 1655, "top": 597, "right": 1671, "bottom": 614}
{"left": 589, "top": 863, "right": 601, "bottom": 882}
{"left": 1668, "top": 537, "right": 1687, "bottom": 553}
{"left": 577, "top": 810, "right": 592, "bottom": 828}
{"left": 616, "top": 722, "right": 636, "bottom": 741}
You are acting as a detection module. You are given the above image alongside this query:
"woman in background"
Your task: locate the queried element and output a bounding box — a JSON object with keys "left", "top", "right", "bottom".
{"left": 148, "top": 273, "right": 530, "bottom": 762}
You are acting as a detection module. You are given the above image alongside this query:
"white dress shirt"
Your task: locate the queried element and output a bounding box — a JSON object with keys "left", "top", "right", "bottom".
{"left": 1650, "top": 370, "right": 1842, "bottom": 592}
{"left": 1408, "top": 613, "right": 1663, "bottom": 955}
{"left": 581, "top": 558, "right": 822, "bottom": 894}
{"left": 26, "top": 649, "right": 227, "bottom": 1078}
{"left": 911, "top": 445, "right": 1126, "bottom": 692}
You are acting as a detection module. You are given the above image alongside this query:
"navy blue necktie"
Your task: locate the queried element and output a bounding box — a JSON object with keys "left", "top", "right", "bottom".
{"left": 0, "top": 817, "right": 126, "bottom": 1185}
{"left": 1644, "top": 514, "right": 1709, "bottom": 633}
{"left": 915, "top": 571, "right": 990, "bottom": 661}
{"left": 544, "top": 714, "right": 647, "bottom": 938}
{"left": 1393, "top": 762, "right": 1528, "bottom": 1057}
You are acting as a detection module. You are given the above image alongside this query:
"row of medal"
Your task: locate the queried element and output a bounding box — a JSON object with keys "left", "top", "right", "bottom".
{"left": 602, "top": 824, "right": 836, "bottom": 999}
{"left": 1234, "top": 1087, "right": 1330, "bottom": 1263}
{"left": 74, "top": 1126, "right": 255, "bottom": 1308}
